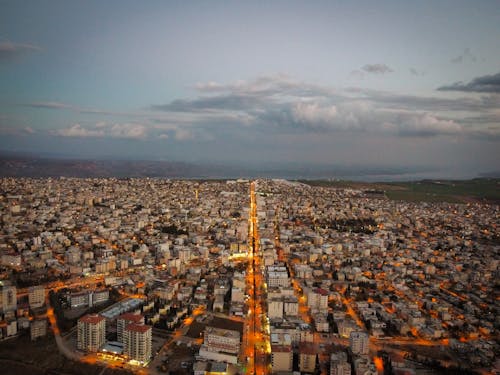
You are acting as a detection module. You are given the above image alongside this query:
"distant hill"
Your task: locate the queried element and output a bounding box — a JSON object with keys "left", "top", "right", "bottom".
{"left": 0, "top": 152, "right": 223, "bottom": 178}
{"left": 0, "top": 151, "right": 431, "bottom": 180}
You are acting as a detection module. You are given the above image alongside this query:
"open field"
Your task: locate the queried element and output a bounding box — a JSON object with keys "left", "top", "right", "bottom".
{"left": 0, "top": 334, "right": 133, "bottom": 375}
{"left": 300, "top": 178, "right": 500, "bottom": 203}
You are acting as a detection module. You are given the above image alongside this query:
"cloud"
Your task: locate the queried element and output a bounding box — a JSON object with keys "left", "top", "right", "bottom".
{"left": 356, "top": 89, "right": 492, "bottom": 112}
{"left": 451, "top": 48, "right": 477, "bottom": 64}
{"left": 361, "top": 64, "right": 394, "bottom": 74}
{"left": 260, "top": 99, "right": 463, "bottom": 137}
{"left": 193, "top": 74, "right": 338, "bottom": 98}
{"left": 57, "top": 124, "right": 105, "bottom": 138}
{"left": 350, "top": 70, "right": 365, "bottom": 79}
{"left": 0, "top": 41, "right": 41, "bottom": 61}
{"left": 149, "top": 75, "right": 500, "bottom": 140}
{"left": 0, "top": 126, "right": 37, "bottom": 136}
{"left": 153, "top": 75, "right": 340, "bottom": 115}
{"left": 32, "top": 75, "right": 497, "bottom": 144}
{"left": 174, "top": 128, "right": 194, "bottom": 141}
{"left": 108, "top": 123, "right": 147, "bottom": 139}
{"left": 152, "top": 94, "right": 264, "bottom": 113}
{"left": 27, "top": 101, "right": 75, "bottom": 110}
{"left": 292, "top": 102, "right": 339, "bottom": 128}
{"left": 437, "top": 72, "right": 500, "bottom": 93}
{"left": 409, "top": 68, "right": 425, "bottom": 76}
{"left": 390, "top": 113, "right": 462, "bottom": 137}
{"left": 57, "top": 122, "right": 147, "bottom": 139}
{"left": 25, "top": 101, "right": 145, "bottom": 118}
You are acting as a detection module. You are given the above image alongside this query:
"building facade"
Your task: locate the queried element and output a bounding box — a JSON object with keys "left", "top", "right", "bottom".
{"left": 123, "top": 322, "right": 152, "bottom": 364}
{"left": 271, "top": 345, "right": 293, "bottom": 372}
{"left": 349, "top": 331, "right": 369, "bottom": 356}
{"left": 0, "top": 284, "right": 17, "bottom": 313}
{"left": 77, "top": 314, "right": 106, "bottom": 352}
{"left": 28, "top": 285, "right": 45, "bottom": 309}
{"left": 117, "top": 312, "right": 144, "bottom": 343}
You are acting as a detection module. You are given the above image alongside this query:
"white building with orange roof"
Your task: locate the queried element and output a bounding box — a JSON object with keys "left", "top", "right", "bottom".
{"left": 123, "top": 322, "right": 152, "bottom": 364}
{"left": 77, "top": 314, "right": 105, "bottom": 352}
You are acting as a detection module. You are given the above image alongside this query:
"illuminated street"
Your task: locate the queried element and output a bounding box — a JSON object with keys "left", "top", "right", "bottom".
{"left": 243, "top": 181, "right": 270, "bottom": 375}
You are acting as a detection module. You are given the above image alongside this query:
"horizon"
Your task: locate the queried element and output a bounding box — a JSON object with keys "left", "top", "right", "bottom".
{"left": 0, "top": 149, "right": 498, "bottom": 182}
{"left": 1, "top": 1, "right": 499, "bottom": 178}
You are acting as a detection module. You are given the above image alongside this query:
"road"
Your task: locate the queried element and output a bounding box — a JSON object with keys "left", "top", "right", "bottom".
{"left": 17, "top": 274, "right": 105, "bottom": 298}
{"left": 46, "top": 294, "right": 81, "bottom": 361}
{"left": 243, "top": 181, "right": 270, "bottom": 375}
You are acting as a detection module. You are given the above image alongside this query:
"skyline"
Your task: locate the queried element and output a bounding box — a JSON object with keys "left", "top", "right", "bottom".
{"left": 1, "top": 1, "right": 499, "bottom": 178}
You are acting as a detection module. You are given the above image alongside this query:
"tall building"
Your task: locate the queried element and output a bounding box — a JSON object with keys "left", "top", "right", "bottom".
{"left": 117, "top": 312, "right": 144, "bottom": 343}
{"left": 283, "top": 296, "right": 299, "bottom": 316}
{"left": 123, "top": 323, "right": 152, "bottom": 364}
{"left": 0, "top": 283, "right": 17, "bottom": 314}
{"left": 77, "top": 314, "right": 106, "bottom": 352}
{"left": 271, "top": 345, "right": 293, "bottom": 372}
{"left": 299, "top": 342, "right": 317, "bottom": 373}
{"left": 330, "top": 351, "right": 351, "bottom": 375}
{"left": 307, "top": 288, "right": 328, "bottom": 312}
{"left": 268, "top": 299, "right": 284, "bottom": 319}
{"left": 28, "top": 285, "right": 45, "bottom": 309}
{"left": 349, "top": 331, "right": 369, "bottom": 356}
{"left": 266, "top": 265, "right": 289, "bottom": 287}
{"left": 30, "top": 318, "right": 47, "bottom": 340}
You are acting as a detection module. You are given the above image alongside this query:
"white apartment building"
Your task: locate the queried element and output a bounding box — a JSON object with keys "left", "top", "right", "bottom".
{"left": 231, "top": 287, "right": 244, "bottom": 303}
{"left": 307, "top": 288, "right": 328, "bottom": 312}
{"left": 266, "top": 266, "right": 289, "bottom": 288}
{"left": 268, "top": 299, "right": 284, "bottom": 319}
{"left": 330, "top": 352, "right": 351, "bottom": 375}
{"left": 284, "top": 297, "right": 299, "bottom": 316}
{"left": 77, "top": 314, "right": 106, "bottom": 352}
{"left": 271, "top": 345, "right": 293, "bottom": 372}
{"left": 203, "top": 326, "right": 240, "bottom": 354}
{"left": 28, "top": 285, "right": 45, "bottom": 309}
{"left": 117, "top": 312, "right": 144, "bottom": 343}
{"left": 0, "top": 284, "right": 17, "bottom": 313}
{"left": 30, "top": 319, "right": 47, "bottom": 340}
{"left": 314, "top": 314, "right": 330, "bottom": 333}
{"left": 349, "top": 331, "right": 369, "bottom": 356}
{"left": 123, "top": 323, "right": 152, "bottom": 364}
{"left": 90, "top": 289, "right": 109, "bottom": 306}
{"left": 70, "top": 291, "right": 89, "bottom": 308}
{"left": 299, "top": 342, "right": 317, "bottom": 373}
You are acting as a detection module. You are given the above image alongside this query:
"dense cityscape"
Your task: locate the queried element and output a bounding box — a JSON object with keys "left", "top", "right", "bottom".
{"left": 0, "top": 177, "right": 498, "bottom": 374}
{"left": 2, "top": 1, "right": 499, "bottom": 374}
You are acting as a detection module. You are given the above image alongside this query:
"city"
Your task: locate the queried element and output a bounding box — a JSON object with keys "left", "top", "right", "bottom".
{"left": 1, "top": 2, "right": 499, "bottom": 374}
{"left": 0, "top": 177, "right": 498, "bottom": 374}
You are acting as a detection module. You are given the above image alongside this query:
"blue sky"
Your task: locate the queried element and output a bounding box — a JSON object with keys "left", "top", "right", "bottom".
{"left": 1, "top": 0, "right": 499, "bottom": 177}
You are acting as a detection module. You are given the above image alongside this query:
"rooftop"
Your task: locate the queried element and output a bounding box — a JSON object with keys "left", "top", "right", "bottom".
{"left": 79, "top": 314, "right": 105, "bottom": 324}
{"left": 125, "top": 322, "right": 151, "bottom": 334}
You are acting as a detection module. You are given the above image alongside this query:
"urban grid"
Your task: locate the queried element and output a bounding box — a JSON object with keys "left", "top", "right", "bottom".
{"left": 0, "top": 177, "right": 497, "bottom": 375}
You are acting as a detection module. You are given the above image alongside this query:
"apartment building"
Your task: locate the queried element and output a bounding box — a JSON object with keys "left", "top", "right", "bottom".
{"left": 123, "top": 323, "right": 152, "bottom": 364}
{"left": 77, "top": 314, "right": 106, "bottom": 352}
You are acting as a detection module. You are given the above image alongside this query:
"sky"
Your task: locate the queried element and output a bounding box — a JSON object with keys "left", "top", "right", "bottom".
{"left": 1, "top": 0, "right": 499, "bottom": 178}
